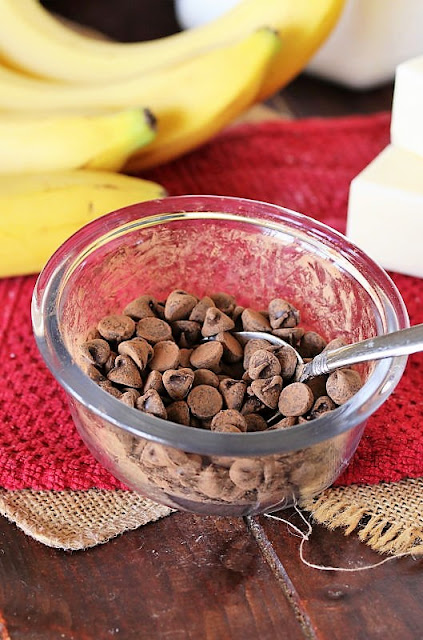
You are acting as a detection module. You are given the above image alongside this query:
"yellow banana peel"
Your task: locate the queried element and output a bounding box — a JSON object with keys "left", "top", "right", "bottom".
{"left": 0, "top": 0, "right": 344, "bottom": 93}
{"left": 125, "top": 28, "right": 280, "bottom": 171}
{"left": 0, "top": 29, "right": 280, "bottom": 168}
{"left": 0, "top": 170, "right": 166, "bottom": 277}
{"left": 0, "top": 108, "right": 156, "bottom": 174}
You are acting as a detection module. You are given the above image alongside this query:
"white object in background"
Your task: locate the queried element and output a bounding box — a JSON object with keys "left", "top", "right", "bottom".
{"left": 174, "top": 0, "right": 240, "bottom": 30}
{"left": 391, "top": 56, "right": 423, "bottom": 158}
{"left": 306, "top": 0, "right": 423, "bottom": 89}
{"left": 347, "top": 145, "right": 423, "bottom": 279}
{"left": 174, "top": 0, "right": 423, "bottom": 91}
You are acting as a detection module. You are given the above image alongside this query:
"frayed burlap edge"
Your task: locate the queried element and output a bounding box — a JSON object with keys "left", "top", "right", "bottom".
{"left": 1, "top": 477, "right": 422, "bottom": 554}
{"left": 0, "top": 489, "right": 174, "bottom": 551}
{"left": 303, "top": 477, "right": 423, "bottom": 556}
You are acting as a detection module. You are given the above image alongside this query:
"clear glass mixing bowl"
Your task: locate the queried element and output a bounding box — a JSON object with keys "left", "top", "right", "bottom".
{"left": 32, "top": 196, "right": 409, "bottom": 516}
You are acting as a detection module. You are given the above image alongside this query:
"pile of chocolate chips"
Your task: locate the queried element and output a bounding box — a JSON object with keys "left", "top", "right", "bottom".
{"left": 79, "top": 291, "right": 363, "bottom": 432}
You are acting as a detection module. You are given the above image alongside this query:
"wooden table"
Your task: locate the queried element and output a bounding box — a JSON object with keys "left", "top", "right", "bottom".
{"left": 1, "top": 4, "right": 422, "bottom": 639}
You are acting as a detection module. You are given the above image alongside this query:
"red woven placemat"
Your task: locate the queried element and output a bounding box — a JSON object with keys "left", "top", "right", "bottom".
{"left": 1, "top": 112, "right": 422, "bottom": 491}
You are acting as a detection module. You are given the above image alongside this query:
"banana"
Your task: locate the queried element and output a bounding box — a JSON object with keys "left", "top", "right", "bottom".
{"left": 0, "top": 170, "right": 166, "bottom": 278}
{"left": 0, "top": 28, "right": 280, "bottom": 169}
{"left": 0, "top": 0, "right": 344, "bottom": 95}
{"left": 0, "top": 108, "right": 156, "bottom": 174}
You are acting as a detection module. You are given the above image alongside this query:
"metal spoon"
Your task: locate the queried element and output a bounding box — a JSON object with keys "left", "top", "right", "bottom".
{"left": 226, "top": 324, "right": 423, "bottom": 382}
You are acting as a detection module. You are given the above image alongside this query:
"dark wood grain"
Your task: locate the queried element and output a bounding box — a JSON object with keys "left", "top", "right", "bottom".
{"left": 277, "top": 74, "right": 394, "bottom": 117}
{"left": 254, "top": 510, "right": 423, "bottom": 640}
{"left": 0, "top": 513, "right": 306, "bottom": 640}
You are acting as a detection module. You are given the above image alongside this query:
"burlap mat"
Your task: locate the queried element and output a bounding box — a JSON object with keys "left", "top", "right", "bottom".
{"left": 1, "top": 478, "right": 422, "bottom": 553}
{"left": 0, "top": 489, "right": 173, "bottom": 550}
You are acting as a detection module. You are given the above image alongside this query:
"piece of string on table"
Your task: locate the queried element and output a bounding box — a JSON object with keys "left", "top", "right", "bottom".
{"left": 264, "top": 503, "right": 411, "bottom": 571}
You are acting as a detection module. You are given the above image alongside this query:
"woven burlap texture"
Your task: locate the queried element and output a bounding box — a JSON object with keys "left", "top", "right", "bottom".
{"left": 1, "top": 478, "right": 422, "bottom": 553}
{"left": 0, "top": 489, "right": 173, "bottom": 550}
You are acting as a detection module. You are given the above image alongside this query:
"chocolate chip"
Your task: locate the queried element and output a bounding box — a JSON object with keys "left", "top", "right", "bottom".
{"left": 107, "top": 354, "right": 142, "bottom": 388}
{"left": 154, "top": 301, "right": 166, "bottom": 320}
{"left": 123, "top": 295, "right": 157, "bottom": 320}
{"left": 243, "top": 339, "right": 272, "bottom": 369}
{"left": 187, "top": 385, "right": 223, "bottom": 419}
{"left": 268, "top": 298, "right": 300, "bottom": 329}
{"left": 162, "top": 368, "right": 194, "bottom": 400}
{"left": 232, "top": 305, "right": 244, "bottom": 325}
{"left": 299, "top": 331, "right": 327, "bottom": 358}
{"left": 136, "top": 317, "right": 172, "bottom": 344}
{"left": 118, "top": 337, "right": 153, "bottom": 371}
{"left": 229, "top": 459, "right": 263, "bottom": 490}
{"left": 84, "top": 327, "right": 101, "bottom": 342}
{"left": 179, "top": 348, "right": 193, "bottom": 368}
{"left": 272, "top": 327, "right": 305, "bottom": 347}
{"left": 212, "top": 424, "right": 242, "bottom": 433}
{"left": 197, "top": 466, "right": 229, "bottom": 499}
{"left": 278, "top": 382, "right": 314, "bottom": 417}
{"left": 79, "top": 338, "right": 111, "bottom": 366}
{"left": 104, "top": 351, "right": 117, "bottom": 374}
{"left": 192, "top": 369, "right": 220, "bottom": 388}
{"left": 210, "top": 292, "right": 236, "bottom": 316}
{"left": 270, "top": 345, "right": 298, "bottom": 380}
{"left": 324, "top": 337, "right": 347, "bottom": 352}
{"left": 240, "top": 396, "right": 266, "bottom": 415}
{"left": 305, "top": 374, "right": 328, "bottom": 400}
{"left": 189, "top": 296, "right": 216, "bottom": 323}
{"left": 269, "top": 416, "right": 297, "bottom": 429}
{"left": 244, "top": 413, "right": 268, "bottom": 432}
{"left": 167, "top": 400, "right": 191, "bottom": 426}
{"left": 248, "top": 349, "right": 281, "bottom": 380}
{"left": 141, "top": 442, "right": 169, "bottom": 467}
{"left": 98, "top": 380, "right": 122, "bottom": 398}
{"left": 219, "top": 361, "right": 245, "bottom": 380}
{"left": 120, "top": 389, "right": 140, "bottom": 407}
{"left": 219, "top": 379, "right": 247, "bottom": 411}
{"left": 149, "top": 340, "right": 180, "bottom": 372}
{"left": 190, "top": 341, "right": 223, "bottom": 372}
{"left": 215, "top": 331, "right": 243, "bottom": 363}
{"left": 201, "top": 307, "right": 235, "bottom": 337}
{"left": 241, "top": 308, "right": 271, "bottom": 332}
{"left": 165, "top": 290, "right": 198, "bottom": 322}
{"left": 310, "top": 395, "right": 337, "bottom": 419}
{"left": 211, "top": 410, "right": 247, "bottom": 433}
{"left": 84, "top": 363, "right": 105, "bottom": 383}
{"left": 250, "top": 375, "right": 283, "bottom": 409}
{"left": 171, "top": 320, "right": 201, "bottom": 347}
{"left": 136, "top": 389, "right": 167, "bottom": 419}
{"left": 144, "top": 370, "right": 164, "bottom": 394}
{"left": 97, "top": 314, "right": 135, "bottom": 342}
{"left": 326, "top": 369, "right": 362, "bottom": 405}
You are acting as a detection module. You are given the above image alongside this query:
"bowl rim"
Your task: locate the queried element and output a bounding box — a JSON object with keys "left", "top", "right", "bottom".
{"left": 32, "top": 195, "right": 409, "bottom": 457}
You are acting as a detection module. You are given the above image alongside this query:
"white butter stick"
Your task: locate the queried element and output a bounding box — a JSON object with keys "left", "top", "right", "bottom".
{"left": 347, "top": 145, "right": 423, "bottom": 279}
{"left": 391, "top": 55, "right": 423, "bottom": 158}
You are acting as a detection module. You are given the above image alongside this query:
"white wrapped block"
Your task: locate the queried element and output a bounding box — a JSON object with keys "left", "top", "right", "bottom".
{"left": 391, "top": 56, "right": 423, "bottom": 158}
{"left": 347, "top": 145, "right": 423, "bottom": 278}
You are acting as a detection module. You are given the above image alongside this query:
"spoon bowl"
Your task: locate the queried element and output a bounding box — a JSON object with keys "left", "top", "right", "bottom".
{"left": 207, "top": 325, "right": 423, "bottom": 425}
{"left": 225, "top": 324, "right": 423, "bottom": 383}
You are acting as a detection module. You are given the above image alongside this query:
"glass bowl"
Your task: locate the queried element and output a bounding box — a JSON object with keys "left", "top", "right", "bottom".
{"left": 32, "top": 196, "right": 409, "bottom": 516}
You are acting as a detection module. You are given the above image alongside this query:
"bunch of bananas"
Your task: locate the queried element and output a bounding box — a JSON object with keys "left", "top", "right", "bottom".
{"left": 0, "top": 0, "right": 344, "bottom": 277}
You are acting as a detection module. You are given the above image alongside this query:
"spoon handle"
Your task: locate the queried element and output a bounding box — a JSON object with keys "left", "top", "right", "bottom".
{"left": 300, "top": 323, "right": 423, "bottom": 381}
